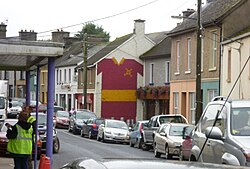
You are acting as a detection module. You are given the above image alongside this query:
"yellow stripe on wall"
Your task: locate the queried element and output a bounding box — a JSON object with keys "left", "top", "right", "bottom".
{"left": 102, "top": 90, "right": 136, "bottom": 102}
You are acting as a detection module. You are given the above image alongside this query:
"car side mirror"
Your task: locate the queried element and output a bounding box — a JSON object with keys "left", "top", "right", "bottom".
{"left": 160, "top": 132, "right": 166, "bottom": 136}
{"left": 205, "top": 126, "right": 223, "bottom": 140}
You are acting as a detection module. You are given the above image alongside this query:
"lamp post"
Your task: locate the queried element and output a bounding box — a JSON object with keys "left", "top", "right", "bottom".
{"left": 195, "top": 0, "right": 202, "bottom": 124}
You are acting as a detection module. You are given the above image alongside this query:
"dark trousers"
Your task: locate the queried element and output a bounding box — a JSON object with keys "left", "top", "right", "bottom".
{"left": 13, "top": 156, "right": 29, "bottom": 169}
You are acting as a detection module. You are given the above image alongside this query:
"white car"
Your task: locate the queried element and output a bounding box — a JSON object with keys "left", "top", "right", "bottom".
{"left": 7, "top": 100, "right": 22, "bottom": 118}
{"left": 154, "top": 123, "right": 193, "bottom": 159}
{"left": 97, "top": 119, "right": 130, "bottom": 144}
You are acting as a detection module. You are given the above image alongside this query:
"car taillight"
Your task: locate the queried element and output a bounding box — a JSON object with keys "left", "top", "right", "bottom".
{"left": 92, "top": 124, "right": 97, "bottom": 129}
{"left": 37, "top": 139, "right": 42, "bottom": 147}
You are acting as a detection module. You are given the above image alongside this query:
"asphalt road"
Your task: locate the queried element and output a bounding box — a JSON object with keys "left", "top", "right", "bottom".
{"left": 51, "top": 129, "right": 156, "bottom": 169}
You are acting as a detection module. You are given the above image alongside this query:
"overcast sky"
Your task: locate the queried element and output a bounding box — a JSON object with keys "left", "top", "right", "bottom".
{"left": 1, "top": 0, "right": 205, "bottom": 41}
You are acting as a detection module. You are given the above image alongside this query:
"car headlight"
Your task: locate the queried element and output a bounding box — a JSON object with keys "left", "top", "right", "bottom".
{"left": 105, "top": 130, "right": 111, "bottom": 134}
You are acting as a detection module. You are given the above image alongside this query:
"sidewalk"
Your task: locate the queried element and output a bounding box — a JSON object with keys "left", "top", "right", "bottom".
{"left": 0, "top": 157, "right": 14, "bottom": 169}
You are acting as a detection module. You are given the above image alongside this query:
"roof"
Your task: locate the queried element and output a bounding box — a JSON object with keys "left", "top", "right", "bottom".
{"left": 168, "top": 0, "right": 242, "bottom": 36}
{"left": 140, "top": 35, "right": 171, "bottom": 59}
{"left": 0, "top": 39, "right": 64, "bottom": 71}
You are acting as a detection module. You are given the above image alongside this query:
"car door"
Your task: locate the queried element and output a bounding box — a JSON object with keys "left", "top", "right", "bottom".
{"left": 156, "top": 125, "right": 168, "bottom": 153}
{"left": 197, "top": 103, "right": 225, "bottom": 163}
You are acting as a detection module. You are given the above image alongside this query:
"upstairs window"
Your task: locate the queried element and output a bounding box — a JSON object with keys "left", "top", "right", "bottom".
{"left": 150, "top": 63, "right": 154, "bottom": 85}
{"left": 187, "top": 38, "right": 191, "bottom": 72}
{"left": 227, "top": 49, "right": 231, "bottom": 82}
{"left": 176, "top": 41, "right": 180, "bottom": 73}
{"left": 165, "top": 61, "right": 170, "bottom": 84}
{"left": 209, "top": 31, "right": 217, "bottom": 69}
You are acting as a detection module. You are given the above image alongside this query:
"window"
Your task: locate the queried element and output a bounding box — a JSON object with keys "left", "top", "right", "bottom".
{"left": 207, "top": 89, "right": 218, "bottom": 102}
{"left": 201, "top": 38, "right": 204, "bottom": 71}
{"left": 34, "top": 75, "right": 37, "bottom": 85}
{"left": 59, "top": 70, "right": 62, "bottom": 84}
{"left": 187, "top": 38, "right": 191, "bottom": 71}
{"left": 20, "top": 71, "right": 25, "bottom": 80}
{"left": 190, "top": 92, "right": 196, "bottom": 124}
{"left": 89, "top": 69, "right": 92, "bottom": 84}
{"left": 165, "top": 61, "right": 170, "bottom": 84}
{"left": 209, "top": 31, "right": 217, "bottom": 69}
{"left": 4, "top": 71, "right": 9, "bottom": 80}
{"left": 176, "top": 41, "right": 180, "bottom": 73}
{"left": 64, "top": 69, "right": 67, "bottom": 83}
{"left": 150, "top": 63, "right": 154, "bottom": 85}
{"left": 69, "top": 69, "right": 71, "bottom": 82}
{"left": 227, "top": 49, "right": 231, "bottom": 82}
{"left": 174, "top": 92, "right": 179, "bottom": 114}
{"left": 56, "top": 69, "right": 59, "bottom": 84}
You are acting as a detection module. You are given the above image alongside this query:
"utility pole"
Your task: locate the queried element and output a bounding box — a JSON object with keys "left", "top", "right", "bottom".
{"left": 83, "top": 33, "right": 88, "bottom": 109}
{"left": 195, "top": 0, "right": 202, "bottom": 124}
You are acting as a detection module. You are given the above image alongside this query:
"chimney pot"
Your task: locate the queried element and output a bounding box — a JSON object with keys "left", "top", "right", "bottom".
{"left": 0, "top": 23, "right": 7, "bottom": 39}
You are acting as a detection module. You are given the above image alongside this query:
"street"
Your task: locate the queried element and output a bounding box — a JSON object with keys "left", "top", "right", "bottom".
{"left": 51, "top": 129, "right": 156, "bottom": 169}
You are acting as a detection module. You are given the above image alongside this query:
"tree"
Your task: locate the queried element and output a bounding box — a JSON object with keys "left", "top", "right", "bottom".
{"left": 75, "top": 23, "right": 110, "bottom": 42}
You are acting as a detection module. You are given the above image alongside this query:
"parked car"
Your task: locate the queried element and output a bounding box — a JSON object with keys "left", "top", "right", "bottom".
{"left": 97, "top": 119, "right": 130, "bottom": 144}
{"left": 7, "top": 100, "right": 23, "bottom": 118}
{"left": 153, "top": 123, "right": 193, "bottom": 159}
{"left": 68, "top": 110, "right": 97, "bottom": 135}
{"left": 54, "top": 110, "right": 69, "bottom": 129}
{"left": 190, "top": 96, "right": 250, "bottom": 167}
{"left": 60, "top": 157, "right": 249, "bottom": 169}
{"left": 179, "top": 125, "right": 195, "bottom": 161}
{"left": 129, "top": 120, "right": 148, "bottom": 148}
{"left": 0, "top": 119, "right": 42, "bottom": 159}
{"left": 142, "top": 114, "right": 188, "bottom": 150}
{"left": 31, "top": 112, "right": 60, "bottom": 153}
{"left": 54, "top": 106, "right": 64, "bottom": 113}
{"left": 80, "top": 117, "right": 105, "bottom": 139}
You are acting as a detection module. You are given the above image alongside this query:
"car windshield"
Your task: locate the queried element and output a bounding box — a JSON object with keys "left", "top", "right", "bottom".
{"left": 231, "top": 108, "right": 250, "bottom": 136}
{"left": 12, "top": 101, "right": 22, "bottom": 107}
{"left": 0, "top": 97, "right": 5, "bottom": 109}
{"left": 57, "top": 111, "right": 69, "bottom": 117}
{"left": 159, "top": 116, "right": 184, "bottom": 124}
{"left": 95, "top": 119, "right": 104, "bottom": 125}
{"left": 32, "top": 114, "right": 47, "bottom": 125}
{"left": 106, "top": 120, "right": 128, "bottom": 130}
{"left": 169, "top": 125, "right": 186, "bottom": 136}
{"left": 76, "top": 111, "right": 96, "bottom": 119}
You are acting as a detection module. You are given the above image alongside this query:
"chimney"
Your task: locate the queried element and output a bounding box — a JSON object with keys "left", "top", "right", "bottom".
{"left": 64, "top": 37, "right": 81, "bottom": 48}
{"left": 133, "top": 19, "right": 145, "bottom": 37}
{"left": 0, "top": 23, "right": 7, "bottom": 39}
{"left": 19, "top": 29, "right": 37, "bottom": 41}
{"left": 182, "top": 9, "right": 195, "bottom": 18}
{"left": 52, "top": 29, "right": 70, "bottom": 43}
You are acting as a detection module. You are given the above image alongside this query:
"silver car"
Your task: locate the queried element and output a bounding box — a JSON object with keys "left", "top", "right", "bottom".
{"left": 154, "top": 123, "right": 193, "bottom": 159}
{"left": 191, "top": 96, "right": 250, "bottom": 167}
{"left": 97, "top": 119, "right": 130, "bottom": 144}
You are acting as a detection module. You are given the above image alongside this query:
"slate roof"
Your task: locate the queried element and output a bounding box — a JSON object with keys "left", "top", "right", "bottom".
{"left": 140, "top": 34, "right": 171, "bottom": 59}
{"left": 168, "top": 0, "right": 243, "bottom": 36}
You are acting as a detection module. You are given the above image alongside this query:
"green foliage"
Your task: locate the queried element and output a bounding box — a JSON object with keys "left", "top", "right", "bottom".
{"left": 75, "top": 23, "right": 110, "bottom": 42}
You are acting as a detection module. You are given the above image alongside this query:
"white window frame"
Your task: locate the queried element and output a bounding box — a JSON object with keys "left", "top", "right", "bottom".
{"left": 69, "top": 69, "right": 71, "bottom": 82}
{"left": 150, "top": 63, "right": 154, "bottom": 85}
{"left": 165, "top": 61, "right": 170, "bottom": 84}
{"left": 176, "top": 41, "right": 180, "bottom": 74}
{"left": 207, "top": 89, "right": 218, "bottom": 102}
{"left": 210, "top": 31, "right": 217, "bottom": 69}
{"left": 64, "top": 69, "right": 67, "bottom": 83}
{"left": 174, "top": 92, "right": 179, "bottom": 114}
{"left": 187, "top": 38, "right": 191, "bottom": 72}
{"left": 59, "top": 70, "right": 62, "bottom": 84}
{"left": 190, "top": 92, "right": 196, "bottom": 124}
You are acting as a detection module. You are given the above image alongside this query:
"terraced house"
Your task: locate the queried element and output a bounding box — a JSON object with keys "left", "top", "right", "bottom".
{"left": 167, "top": 0, "right": 242, "bottom": 124}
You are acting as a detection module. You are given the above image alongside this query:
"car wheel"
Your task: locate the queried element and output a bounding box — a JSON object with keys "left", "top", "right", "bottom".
{"left": 72, "top": 125, "right": 78, "bottom": 135}
{"left": 154, "top": 143, "right": 161, "bottom": 158}
{"left": 179, "top": 148, "right": 183, "bottom": 161}
{"left": 165, "top": 146, "right": 172, "bottom": 159}
{"left": 88, "top": 131, "right": 92, "bottom": 139}
{"left": 68, "top": 125, "right": 72, "bottom": 132}
{"left": 53, "top": 137, "right": 60, "bottom": 153}
{"left": 141, "top": 141, "right": 150, "bottom": 151}
{"left": 129, "top": 140, "right": 134, "bottom": 147}
{"left": 80, "top": 129, "right": 84, "bottom": 137}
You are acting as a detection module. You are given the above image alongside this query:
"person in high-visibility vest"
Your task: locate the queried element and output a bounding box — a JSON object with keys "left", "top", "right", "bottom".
{"left": 6, "top": 111, "right": 33, "bottom": 169}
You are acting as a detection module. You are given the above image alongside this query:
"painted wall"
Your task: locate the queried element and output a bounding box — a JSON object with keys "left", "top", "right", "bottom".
{"left": 202, "top": 79, "right": 219, "bottom": 109}
{"left": 97, "top": 58, "right": 143, "bottom": 122}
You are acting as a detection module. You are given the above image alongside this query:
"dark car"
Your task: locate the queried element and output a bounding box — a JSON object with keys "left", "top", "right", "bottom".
{"left": 129, "top": 120, "right": 148, "bottom": 148}
{"left": 31, "top": 112, "right": 60, "bottom": 153}
{"left": 54, "top": 110, "right": 69, "bottom": 129}
{"left": 0, "top": 119, "right": 42, "bottom": 159}
{"left": 68, "top": 110, "right": 97, "bottom": 135}
{"left": 80, "top": 118, "right": 105, "bottom": 139}
{"left": 60, "top": 158, "right": 249, "bottom": 169}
